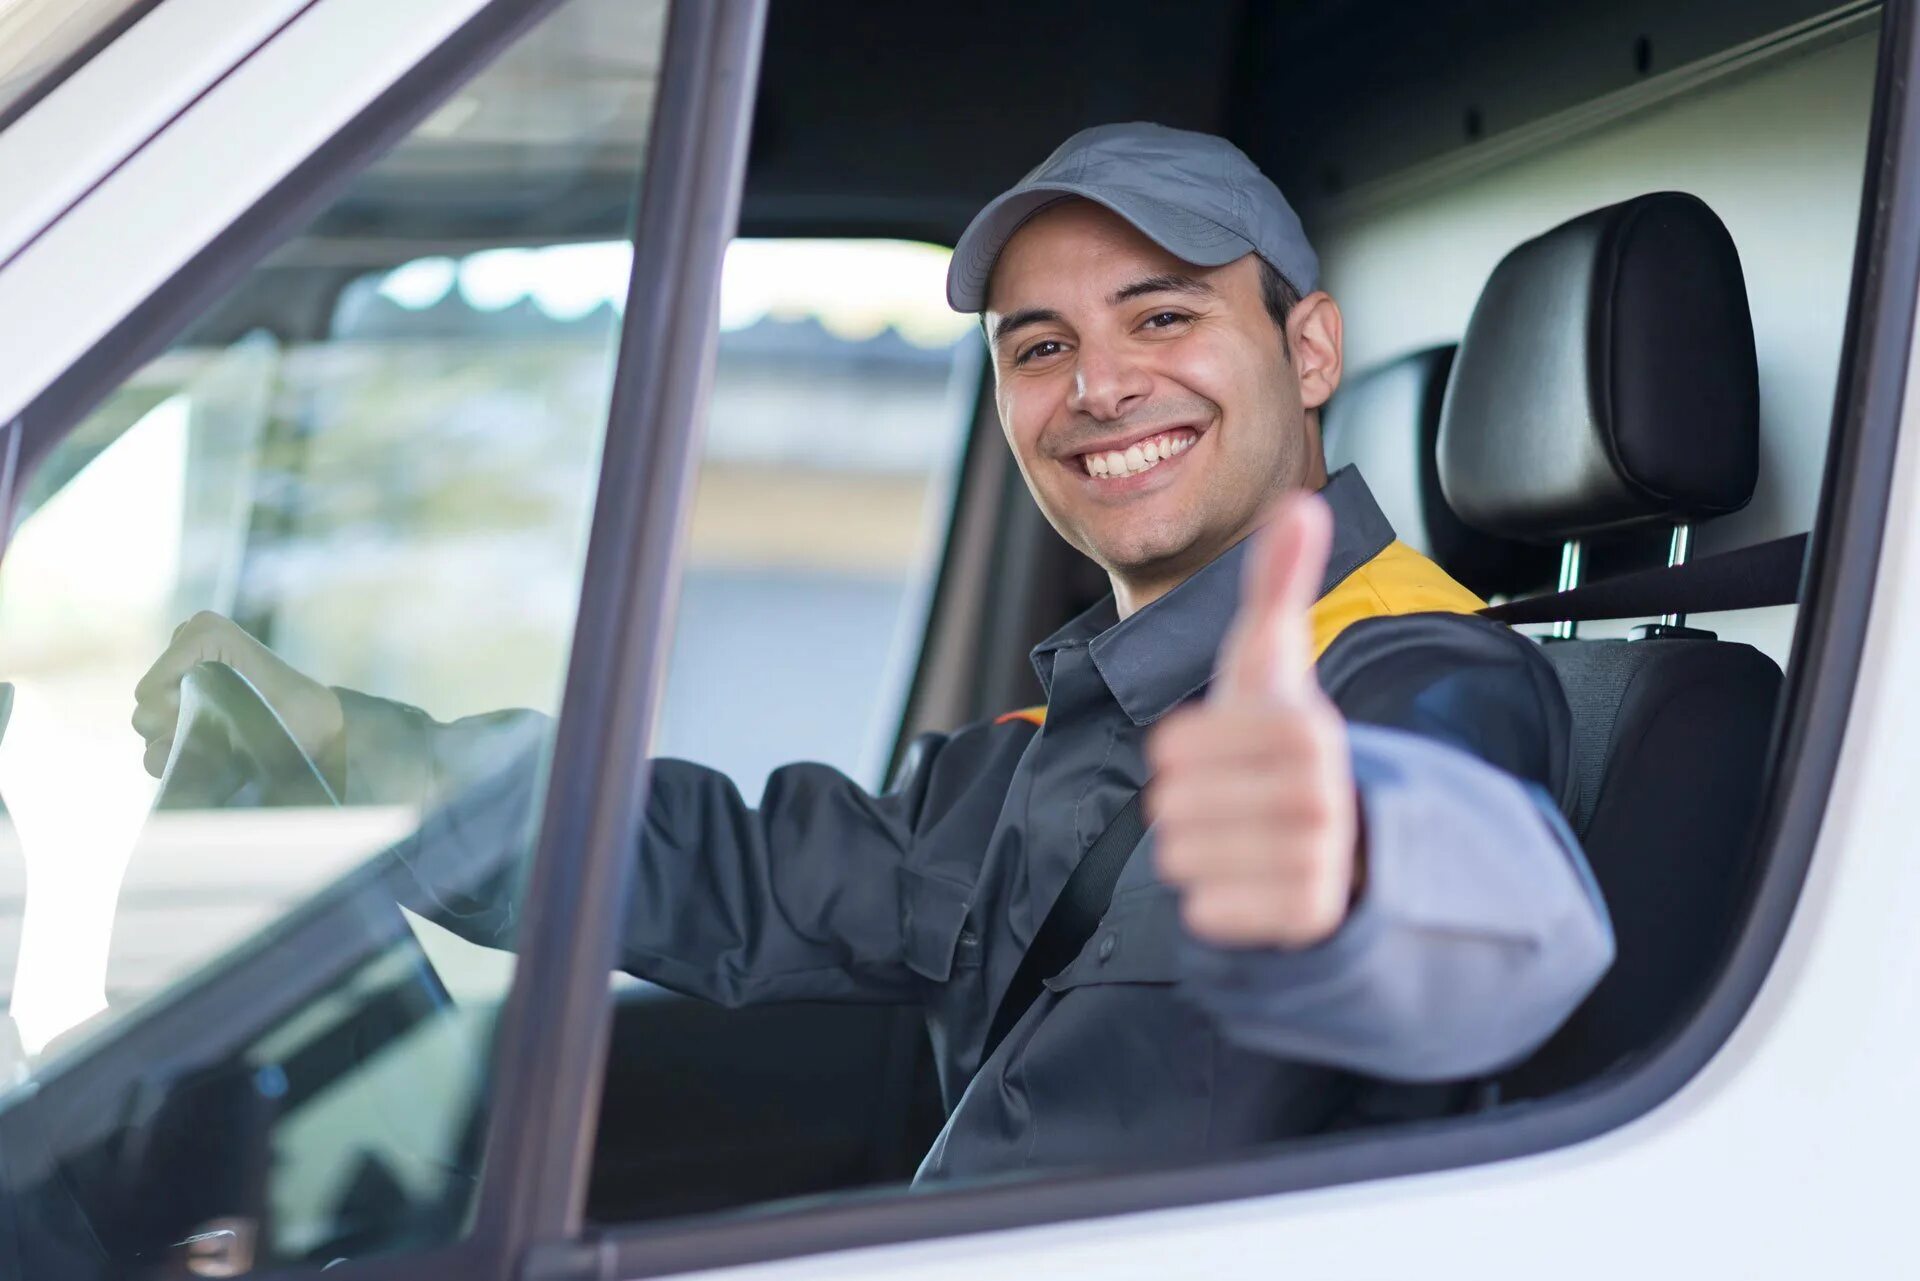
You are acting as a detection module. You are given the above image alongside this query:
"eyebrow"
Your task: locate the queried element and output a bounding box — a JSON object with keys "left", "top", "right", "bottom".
{"left": 991, "top": 307, "right": 1062, "bottom": 344}
{"left": 1110, "top": 273, "right": 1215, "bottom": 304}
{"left": 988, "top": 274, "right": 1216, "bottom": 347}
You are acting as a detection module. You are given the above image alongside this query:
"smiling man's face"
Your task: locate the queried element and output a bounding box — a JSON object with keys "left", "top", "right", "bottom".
{"left": 984, "top": 199, "right": 1341, "bottom": 615}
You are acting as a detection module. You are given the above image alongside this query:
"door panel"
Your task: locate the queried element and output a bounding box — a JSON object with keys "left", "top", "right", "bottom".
{"left": 590, "top": 993, "right": 942, "bottom": 1221}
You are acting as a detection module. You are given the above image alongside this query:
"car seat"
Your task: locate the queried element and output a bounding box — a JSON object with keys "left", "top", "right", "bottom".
{"left": 1434, "top": 191, "right": 1785, "bottom": 1097}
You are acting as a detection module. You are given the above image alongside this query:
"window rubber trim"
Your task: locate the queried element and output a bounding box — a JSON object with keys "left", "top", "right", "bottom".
{"left": 583, "top": 3, "right": 1919, "bottom": 1276}
{"left": 0, "top": 1, "right": 767, "bottom": 1280}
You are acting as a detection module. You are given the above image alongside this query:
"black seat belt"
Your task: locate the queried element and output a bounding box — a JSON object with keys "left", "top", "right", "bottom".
{"left": 1479, "top": 531, "right": 1807, "bottom": 625}
{"left": 980, "top": 790, "right": 1147, "bottom": 1067}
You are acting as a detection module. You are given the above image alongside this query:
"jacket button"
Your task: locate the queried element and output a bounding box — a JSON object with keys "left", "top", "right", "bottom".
{"left": 1097, "top": 933, "right": 1116, "bottom": 962}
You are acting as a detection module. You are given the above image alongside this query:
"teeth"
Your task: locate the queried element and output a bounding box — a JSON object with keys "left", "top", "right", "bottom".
{"left": 1083, "top": 431, "right": 1196, "bottom": 478}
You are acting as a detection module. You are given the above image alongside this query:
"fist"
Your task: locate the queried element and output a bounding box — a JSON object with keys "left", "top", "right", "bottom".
{"left": 1146, "top": 494, "right": 1359, "bottom": 949}
{"left": 132, "top": 611, "right": 345, "bottom": 779}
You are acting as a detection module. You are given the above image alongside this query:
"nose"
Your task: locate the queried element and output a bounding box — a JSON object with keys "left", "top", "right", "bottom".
{"left": 1067, "top": 337, "right": 1152, "bottom": 422}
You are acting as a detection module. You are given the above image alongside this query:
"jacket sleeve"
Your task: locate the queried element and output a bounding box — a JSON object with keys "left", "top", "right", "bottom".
{"left": 335, "top": 688, "right": 954, "bottom": 1007}
{"left": 1178, "top": 617, "right": 1615, "bottom": 1081}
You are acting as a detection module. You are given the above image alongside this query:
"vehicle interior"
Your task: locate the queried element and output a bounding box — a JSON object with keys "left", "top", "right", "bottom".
{"left": 0, "top": 0, "right": 1885, "bottom": 1274}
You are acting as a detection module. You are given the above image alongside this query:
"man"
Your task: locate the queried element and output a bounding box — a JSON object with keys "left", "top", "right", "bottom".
{"left": 133, "top": 124, "right": 1611, "bottom": 1181}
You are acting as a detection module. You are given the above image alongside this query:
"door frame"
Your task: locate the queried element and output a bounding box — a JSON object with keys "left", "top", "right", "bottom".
{"left": 473, "top": 0, "right": 766, "bottom": 1261}
{"left": 0, "top": 0, "right": 314, "bottom": 264}
{"left": 591, "top": 3, "right": 1920, "bottom": 1276}
{"left": 0, "top": 0, "right": 497, "bottom": 434}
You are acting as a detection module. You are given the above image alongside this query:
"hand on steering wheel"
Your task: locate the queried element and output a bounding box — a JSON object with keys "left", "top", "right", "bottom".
{"left": 133, "top": 612, "right": 344, "bottom": 783}
{"left": 153, "top": 661, "right": 339, "bottom": 811}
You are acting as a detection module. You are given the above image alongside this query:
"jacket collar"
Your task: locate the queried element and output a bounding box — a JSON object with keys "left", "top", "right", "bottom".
{"left": 1029, "top": 466, "right": 1396, "bottom": 726}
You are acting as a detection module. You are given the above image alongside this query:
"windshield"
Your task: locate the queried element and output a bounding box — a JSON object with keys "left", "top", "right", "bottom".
{"left": 0, "top": 0, "right": 671, "bottom": 1272}
{"left": 0, "top": 0, "right": 150, "bottom": 123}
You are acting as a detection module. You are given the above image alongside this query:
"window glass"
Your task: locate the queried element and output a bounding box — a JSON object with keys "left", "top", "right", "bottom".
{"left": 313, "top": 238, "right": 975, "bottom": 801}
{"left": 662, "top": 238, "right": 975, "bottom": 797}
{"left": 301, "top": 237, "right": 977, "bottom": 1230}
{"left": 0, "top": 0, "right": 667, "bottom": 1274}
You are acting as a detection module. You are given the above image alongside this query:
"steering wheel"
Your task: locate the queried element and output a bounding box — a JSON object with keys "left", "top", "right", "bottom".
{"left": 154, "top": 661, "right": 337, "bottom": 812}
{"left": 142, "top": 662, "right": 480, "bottom": 1246}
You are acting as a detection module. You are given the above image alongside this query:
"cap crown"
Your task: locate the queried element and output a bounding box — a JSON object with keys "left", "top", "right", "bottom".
{"left": 947, "top": 122, "right": 1318, "bottom": 312}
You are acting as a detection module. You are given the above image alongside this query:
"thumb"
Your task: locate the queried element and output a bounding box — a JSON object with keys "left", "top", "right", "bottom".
{"left": 1214, "top": 491, "right": 1333, "bottom": 705}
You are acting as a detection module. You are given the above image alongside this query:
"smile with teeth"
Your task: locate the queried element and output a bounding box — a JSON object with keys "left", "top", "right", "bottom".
{"left": 1081, "top": 428, "right": 1198, "bottom": 478}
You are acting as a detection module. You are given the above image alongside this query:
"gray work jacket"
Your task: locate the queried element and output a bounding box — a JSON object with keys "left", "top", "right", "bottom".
{"left": 344, "top": 467, "right": 1613, "bottom": 1183}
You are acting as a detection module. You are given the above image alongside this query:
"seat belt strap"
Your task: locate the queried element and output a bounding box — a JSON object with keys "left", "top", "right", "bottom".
{"left": 980, "top": 790, "right": 1148, "bottom": 1068}
{"left": 1479, "top": 532, "right": 1807, "bottom": 626}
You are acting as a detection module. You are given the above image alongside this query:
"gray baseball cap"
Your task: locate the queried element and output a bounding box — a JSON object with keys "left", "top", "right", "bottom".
{"left": 946, "top": 121, "right": 1319, "bottom": 313}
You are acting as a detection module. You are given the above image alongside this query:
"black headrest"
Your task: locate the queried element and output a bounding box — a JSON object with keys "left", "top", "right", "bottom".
{"left": 1437, "top": 192, "right": 1759, "bottom": 543}
{"left": 1323, "top": 345, "right": 1557, "bottom": 598}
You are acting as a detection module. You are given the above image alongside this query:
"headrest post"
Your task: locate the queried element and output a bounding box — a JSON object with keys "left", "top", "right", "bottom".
{"left": 1550, "top": 539, "right": 1585, "bottom": 640}
{"left": 1660, "top": 523, "right": 1694, "bottom": 628}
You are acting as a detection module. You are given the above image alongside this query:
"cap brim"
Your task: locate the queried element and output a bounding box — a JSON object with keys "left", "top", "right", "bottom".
{"left": 946, "top": 181, "right": 1255, "bottom": 312}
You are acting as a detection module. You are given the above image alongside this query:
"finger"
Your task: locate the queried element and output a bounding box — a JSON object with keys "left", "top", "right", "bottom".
{"left": 143, "top": 736, "right": 173, "bottom": 779}
{"left": 1145, "top": 770, "right": 1332, "bottom": 831}
{"left": 131, "top": 690, "right": 180, "bottom": 744}
{"left": 1214, "top": 492, "right": 1333, "bottom": 707}
{"left": 1180, "top": 877, "right": 1347, "bottom": 948}
{"left": 133, "top": 633, "right": 213, "bottom": 707}
{"left": 1155, "top": 826, "right": 1333, "bottom": 883}
{"left": 1148, "top": 704, "right": 1329, "bottom": 773}
{"left": 135, "top": 611, "right": 256, "bottom": 700}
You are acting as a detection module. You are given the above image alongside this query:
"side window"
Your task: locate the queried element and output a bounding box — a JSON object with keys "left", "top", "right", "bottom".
{"left": 661, "top": 238, "right": 975, "bottom": 797}
{"left": 0, "top": 0, "right": 668, "bottom": 1275}
{"left": 302, "top": 236, "right": 975, "bottom": 799}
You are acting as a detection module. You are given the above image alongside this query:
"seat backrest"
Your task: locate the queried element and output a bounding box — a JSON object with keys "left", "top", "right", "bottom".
{"left": 1322, "top": 344, "right": 1555, "bottom": 599}
{"left": 1502, "top": 639, "right": 1780, "bottom": 1097}
{"left": 1437, "top": 191, "right": 1781, "bottom": 1096}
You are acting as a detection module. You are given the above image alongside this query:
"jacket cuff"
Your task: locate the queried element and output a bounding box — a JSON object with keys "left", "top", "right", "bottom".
{"left": 1179, "top": 723, "right": 1614, "bottom": 1080}
{"left": 333, "top": 687, "right": 434, "bottom": 807}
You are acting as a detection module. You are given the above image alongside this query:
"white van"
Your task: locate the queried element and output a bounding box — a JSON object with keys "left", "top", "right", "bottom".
{"left": 0, "top": 0, "right": 1907, "bottom": 1277}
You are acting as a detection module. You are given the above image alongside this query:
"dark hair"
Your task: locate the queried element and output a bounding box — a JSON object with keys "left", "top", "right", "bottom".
{"left": 1257, "top": 257, "right": 1302, "bottom": 359}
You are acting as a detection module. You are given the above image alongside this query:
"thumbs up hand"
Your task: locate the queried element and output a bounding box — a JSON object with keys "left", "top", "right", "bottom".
{"left": 1146, "top": 493, "right": 1360, "bottom": 949}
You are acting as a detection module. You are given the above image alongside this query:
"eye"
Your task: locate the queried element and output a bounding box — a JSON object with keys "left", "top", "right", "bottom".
{"left": 1141, "top": 310, "right": 1190, "bottom": 331}
{"left": 1014, "top": 339, "right": 1066, "bottom": 367}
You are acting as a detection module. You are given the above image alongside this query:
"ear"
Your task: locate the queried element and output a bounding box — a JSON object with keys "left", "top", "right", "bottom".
{"left": 1285, "top": 292, "right": 1344, "bottom": 412}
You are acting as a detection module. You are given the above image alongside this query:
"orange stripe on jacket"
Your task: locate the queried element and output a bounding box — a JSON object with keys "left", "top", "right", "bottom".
{"left": 993, "top": 540, "right": 1483, "bottom": 731}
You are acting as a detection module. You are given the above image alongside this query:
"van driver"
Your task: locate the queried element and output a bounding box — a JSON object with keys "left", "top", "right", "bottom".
{"left": 133, "top": 123, "right": 1613, "bottom": 1180}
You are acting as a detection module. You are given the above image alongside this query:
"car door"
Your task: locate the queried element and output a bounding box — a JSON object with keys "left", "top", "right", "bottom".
{"left": 0, "top": 1, "right": 765, "bottom": 1278}
{"left": 10, "top": 2, "right": 1920, "bottom": 1280}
